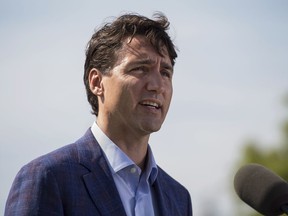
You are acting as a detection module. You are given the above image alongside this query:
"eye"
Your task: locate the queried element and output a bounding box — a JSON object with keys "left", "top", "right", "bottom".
{"left": 161, "top": 70, "right": 172, "bottom": 79}
{"left": 130, "top": 66, "right": 148, "bottom": 73}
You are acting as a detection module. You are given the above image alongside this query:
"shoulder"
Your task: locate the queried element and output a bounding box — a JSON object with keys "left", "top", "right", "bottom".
{"left": 156, "top": 166, "right": 191, "bottom": 200}
{"left": 21, "top": 128, "right": 97, "bottom": 174}
{"left": 15, "top": 143, "right": 79, "bottom": 184}
{"left": 17, "top": 128, "right": 98, "bottom": 180}
{"left": 156, "top": 166, "right": 192, "bottom": 215}
{"left": 5, "top": 129, "right": 103, "bottom": 215}
{"left": 157, "top": 166, "right": 188, "bottom": 191}
{"left": 5, "top": 144, "right": 82, "bottom": 215}
{"left": 7, "top": 130, "right": 97, "bottom": 199}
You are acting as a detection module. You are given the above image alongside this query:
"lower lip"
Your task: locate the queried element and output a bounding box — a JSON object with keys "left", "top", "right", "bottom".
{"left": 141, "top": 105, "right": 161, "bottom": 113}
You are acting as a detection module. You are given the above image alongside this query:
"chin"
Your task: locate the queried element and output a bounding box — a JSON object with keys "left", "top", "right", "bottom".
{"left": 139, "top": 119, "right": 164, "bottom": 134}
{"left": 144, "top": 125, "right": 162, "bottom": 134}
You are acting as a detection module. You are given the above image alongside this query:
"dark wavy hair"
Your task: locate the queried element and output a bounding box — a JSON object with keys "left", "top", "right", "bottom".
{"left": 84, "top": 12, "right": 177, "bottom": 116}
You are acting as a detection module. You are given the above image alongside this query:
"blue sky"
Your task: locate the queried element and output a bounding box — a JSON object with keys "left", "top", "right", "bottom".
{"left": 1, "top": 1, "right": 288, "bottom": 215}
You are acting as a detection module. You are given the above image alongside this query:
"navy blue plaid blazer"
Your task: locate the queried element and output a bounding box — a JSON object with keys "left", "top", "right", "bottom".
{"left": 5, "top": 129, "right": 192, "bottom": 216}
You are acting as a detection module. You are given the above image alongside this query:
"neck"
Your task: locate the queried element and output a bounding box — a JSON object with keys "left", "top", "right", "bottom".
{"left": 118, "top": 142, "right": 148, "bottom": 169}
{"left": 137, "top": 155, "right": 147, "bottom": 170}
{"left": 96, "top": 117, "right": 150, "bottom": 168}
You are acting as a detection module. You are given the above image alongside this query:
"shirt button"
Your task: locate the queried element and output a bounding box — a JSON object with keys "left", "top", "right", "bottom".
{"left": 130, "top": 167, "right": 137, "bottom": 173}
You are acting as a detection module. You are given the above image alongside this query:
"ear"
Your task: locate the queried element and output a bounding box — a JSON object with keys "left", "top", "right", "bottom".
{"left": 88, "top": 68, "right": 104, "bottom": 96}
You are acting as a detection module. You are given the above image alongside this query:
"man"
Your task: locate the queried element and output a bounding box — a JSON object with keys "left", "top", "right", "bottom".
{"left": 5, "top": 13, "right": 192, "bottom": 216}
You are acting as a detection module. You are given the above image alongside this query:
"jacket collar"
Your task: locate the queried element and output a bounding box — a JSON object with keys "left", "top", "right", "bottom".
{"left": 75, "top": 129, "right": 127, "bottom": 216}
{"left": 75, "top": 128, "right": 176, "bottom": 216}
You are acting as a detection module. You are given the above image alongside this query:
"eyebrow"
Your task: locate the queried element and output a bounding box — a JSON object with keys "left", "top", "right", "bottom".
{"left": 129, "top": 58, "right": 174, "bottom": 73}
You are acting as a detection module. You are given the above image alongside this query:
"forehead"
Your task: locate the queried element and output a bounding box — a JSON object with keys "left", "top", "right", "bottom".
{"left": 116, "top": 35, "right": 172, "bottom": 65}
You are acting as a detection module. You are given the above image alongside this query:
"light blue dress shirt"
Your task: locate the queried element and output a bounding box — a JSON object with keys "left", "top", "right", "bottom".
{"left": 91, "top": 122, "right": 159, "bottom": 216}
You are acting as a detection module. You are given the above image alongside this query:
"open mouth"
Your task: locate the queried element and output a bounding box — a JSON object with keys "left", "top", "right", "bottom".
{"left": 140, "top": 101, "right": 161, "bottom": 109}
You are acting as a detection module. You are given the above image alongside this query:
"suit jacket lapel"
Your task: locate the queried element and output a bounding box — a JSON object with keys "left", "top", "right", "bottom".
{"left": 153, "top": 178, "right": 171, "bottom": 216}
{"left": 76, "top": 129, "right": 127, "bottom": 216}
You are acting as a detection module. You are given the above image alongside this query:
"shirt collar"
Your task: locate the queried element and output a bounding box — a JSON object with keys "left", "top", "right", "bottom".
{"left": 91, "top": 121, "right": 158, "bottom": 183}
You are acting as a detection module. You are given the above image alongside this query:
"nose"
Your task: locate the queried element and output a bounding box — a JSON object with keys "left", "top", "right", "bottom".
{"left": 146, "top": 70, "right": 165, "bottom": 94}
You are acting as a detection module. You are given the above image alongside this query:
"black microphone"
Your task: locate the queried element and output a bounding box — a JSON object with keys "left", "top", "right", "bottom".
{"left": 234, "top": 163, "right": 288, "bottom": 215}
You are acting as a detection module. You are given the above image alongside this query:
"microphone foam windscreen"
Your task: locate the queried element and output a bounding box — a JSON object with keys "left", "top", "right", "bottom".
{"left": 234, "top": 163, "right": 288, "bottom": 215}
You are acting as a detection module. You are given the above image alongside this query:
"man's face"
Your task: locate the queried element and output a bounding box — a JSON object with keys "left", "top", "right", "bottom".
{"left": 99, "top": 35, "right": 173, "bottom": 136}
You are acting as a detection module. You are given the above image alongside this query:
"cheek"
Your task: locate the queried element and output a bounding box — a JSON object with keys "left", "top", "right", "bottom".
{"left": 121, "top": 85, "right": 139, "bottom": 105}
{"left": 109, "top": 83, "right": 135, "bottom": 107}
{"left": 103, "top": 84, "right": 123, "bottom": 109}
{"left": 122, "top": 80, "right": 141, "bottom": 99}
{"left": 166, "top": 84, "right": 173, "bottom": 101}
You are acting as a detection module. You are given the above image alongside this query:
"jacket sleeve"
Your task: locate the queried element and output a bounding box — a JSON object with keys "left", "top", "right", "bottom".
{"left": 187, "top": 191, "right": 193, "bottom": 216}
{"left": 5, "top": 161, "right": 64, "bottom": 216}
